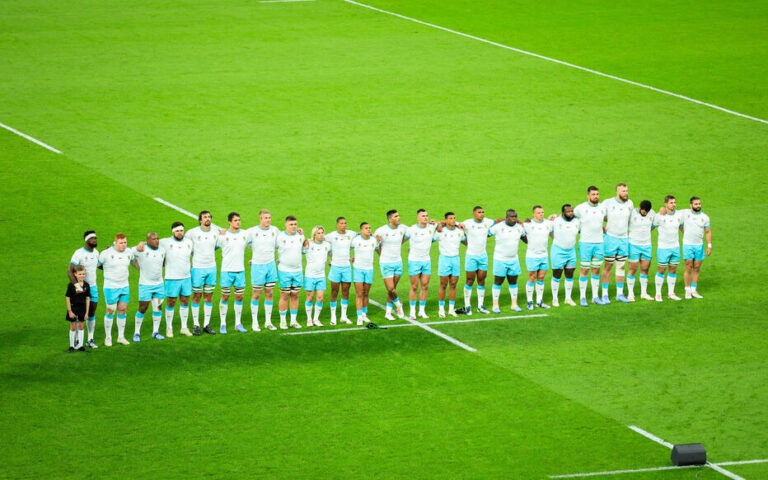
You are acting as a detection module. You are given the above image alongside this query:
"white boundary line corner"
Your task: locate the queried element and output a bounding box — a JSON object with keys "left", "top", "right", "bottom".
{"left": 0, "top": 122, "right": 63, "bottom": 154}
{"left": 343, "top": 0, "right": 768, "bottom": 126}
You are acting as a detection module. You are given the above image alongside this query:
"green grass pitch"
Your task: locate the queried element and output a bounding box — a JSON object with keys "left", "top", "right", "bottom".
{"left": 1, "top": 0, "right": 767, "bottom": 478}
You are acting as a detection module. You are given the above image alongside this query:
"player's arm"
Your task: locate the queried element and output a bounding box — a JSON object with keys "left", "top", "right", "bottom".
{"left": 67, "top": 263, "right": 77, "bottom": 283}
{"left": 705, "top": 227, "right": 712, "bottom": 256}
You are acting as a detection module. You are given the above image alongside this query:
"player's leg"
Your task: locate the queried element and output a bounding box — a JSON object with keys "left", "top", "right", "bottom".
{"left": 418, "top": 273, "right": 430, "bottom": 318}
{"left": 305, "top": 285, "right": 316, "bottom": 326}
{"left": 690, "top": 259, "right": 704, "bottom": 298}
{"left": 340, "top": 275, "right": 352, "bottom": 322}
{"left": 314, "top": 286, "right": 326, "bottom": 326}
{"left": 115, "top": 296, "right": 130, "bottom": 345}
{"left": 288, "top": 281, "right": 301, "bottom": 328}
{"left": 475, "top": 257, "right": 489, "bottom": 312}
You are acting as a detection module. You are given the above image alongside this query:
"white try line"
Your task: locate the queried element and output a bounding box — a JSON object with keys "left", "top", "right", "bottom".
{"left": 344, "top": 0, "right": 768, "bottom": 126}
{"left": 281, "top": 312, "right": 549, "bottom": 335}
{"left": 153, "top": 197, "right": 198, "bottom": 219}
{"left": 550, "top": 426, "right": 766, "bottom": 478}
{"left": 0, "top": 121, "right": 63, "bottom": 154}
{"left": 629, "top": 425, "right": 746, "bottom": 480}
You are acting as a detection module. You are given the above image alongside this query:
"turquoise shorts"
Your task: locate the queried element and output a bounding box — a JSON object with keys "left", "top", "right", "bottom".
{"left": 353, "top": 268, "right": 374, "bottom": 284}
{"left": 603, "top": 234, "right": 629, "bottom": 258}
{"left": 328, "top": 265, "right": 352, "bottom": 283}
{"left": 104, "top": 286, "right": 130, "bottom": 305}
{"left": 380, "top": 261, "right": 403, "bottom": 279}
{"left": 656, "top": 247, "right": 681, "bottom": 266}
{"left": 304, "top": 276, "right": 326, "bottom": 292}
{"left": 525, "top": 257, "right": 549, "bottom": 272}
{"left": 408, "top": 260, "right": 432, "bottom": 276}
{"left": 139, "top": 284, "right": 165, "bottom": 302}
{"left": 89, "top": 284, "right": 99, "bottom": 303}
{"left": 550, "top": 245, "right": 577, "bottom": 270}
{"left": 278, "top": 270, "right": 303, "bottom": 289}
{"left": 219, "top": 272, "right": 245, "bottom": 289}
{"left": 438, "top": 255, "right": 460, "bottom": 277}
{"left": 683, "top": 244, "right": 705, "bottom": 261}
{"left": 629, "top": 243, "right": 653, "bottom": 262}
{"left": 251, "top": 262, "right": 278, "bottom": 287}
{"left": 191, "top": 267, "right": 217, "bottom": 287}
{"left": 493, "top": 259, "right": 522, "bottom": 277}
{"left": 579, "top": 242, "right": 604, "bottom": 263}
{"left": 465, "top": 253, "right": 489, "bottom": 272}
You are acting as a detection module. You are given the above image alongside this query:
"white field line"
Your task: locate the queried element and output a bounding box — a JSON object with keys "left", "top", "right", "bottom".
{"left": 627, "top": 425, "right": 674, "bottom": 449}
{"left": 153, "top": 197, "right": 197, "bottom": 219}
{"left": 629, "top": 425, "right": 746, "bottom": 480}
{"left": 281, "top": 312, "right": 550, "bottom": 336}
{"left": 343, "top": 0, "right": 768, "bottom": 126}
{"left": 368, "top": 299, "right": 476, "bottom": 351}
{"left": 549, "top": 464, "right": 702, "bottom": 478}
{"left": 717, "top": 459, "right": 768, "bottom": 467}
{"left": 260, "top": 0, "right": 314, "bottom": 3}
{"left": 0, "top": 122, "right": 63, "bottom": 154}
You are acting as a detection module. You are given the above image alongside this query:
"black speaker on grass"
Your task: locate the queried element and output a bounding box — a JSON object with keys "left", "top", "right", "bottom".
{"left": 671, "top": 443, "right": 707, "bottom": 466}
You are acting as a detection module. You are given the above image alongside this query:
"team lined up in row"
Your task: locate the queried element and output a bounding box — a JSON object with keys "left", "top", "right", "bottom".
{"left": 65, "top": 183, "right": 712, "bottom": 350}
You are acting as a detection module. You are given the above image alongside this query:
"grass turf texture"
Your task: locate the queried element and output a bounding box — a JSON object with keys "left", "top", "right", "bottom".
{"left": 2, "top": 0, "right": 767, "bottom": 478}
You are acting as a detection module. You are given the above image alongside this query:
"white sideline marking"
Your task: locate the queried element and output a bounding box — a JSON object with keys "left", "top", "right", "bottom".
{"left": 153, "top": 197, "right": 197, "bottom": 219}
{"left": 718, "top": 459, "right": 768, "bottom": 466}
{"left": 369, "top": 299, "right": 476, "bottom": 352}
{"left": 344, "top": 0, "right": 768, "bottom": 126}
{"left": 0, "top": 122, "right": 63, "bottom": 154}
{"left": 627, "top": 425, "right": 674, "bottom": 449}
{"left": 260, "top": 0, "right": 314, "bottom": 3}
{"left": 629, "top": 425, "right": 746, "bottom": 480}
{"left": 549, "top": 464, "right": 701, "bottom": 478}
{"left": 282, "top": 312, "right": 549, "bottom": 336}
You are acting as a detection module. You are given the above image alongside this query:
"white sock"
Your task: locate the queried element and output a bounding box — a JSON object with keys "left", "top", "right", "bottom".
{"left": 252, "top": 301, "right": 261, "bottom": 328}
{"left": 477, "top": 286, "right": 485, "bottom": 307}
{"left": 564, "top": 278, "right": 573, "bottom": 300}
{"left": 234, "top": 301, "right": 243, "bottom": 325}
{"left": 590, "top": 276, "right": 600, "bottom": 298}
{"left": 463, "top": 285, "right": 472, "bottom": 308}
{"left": 86, "top": 318, "right": 95, "bottom": 341}
{"left": 191, "top": 303, "right": 200, "bottom": 327}
{"left": 204, "top": 302, "right": 213, "bottom": 327}
{"left": 579, "top": 276, "right": 588, "bottom": 299}
{"left": 508, "top": 286, "right": 518, "bottom": 305}
{"left": 526, "top": 282, "right": 534, "bottom": 303}
{"left": 551, "top": 279, "right": 560, "bottom": 302}
{"left": 219, "top": 301, "right": 229, "bottom": 326}
{"left": 165, "top": 307, "right": 174, "bottom": 330}
{"left": 639, "top": 275, "right": 649, "bottom": 295}
{"left": 104, "top": 314, "right": 114, "bottom": 339}
{"left": 116, "top": 315, "right": 126, "bottom": 339}
{"left": 152, "top": 312, "right": 162, "bottom": 334}
{"left": 341, "top": 302, "right": 348, "bottom": 319}
{"left": 655, "top": 274, "right": 664, "bottom": 295}
{"left": 305, "top": 301, "right": 313, "bottom": 323}
{"left": 180, "top": 305, "right": 189, "bottom": 330}
{"left": 77, "top": 329, "right": 84, "bottom": 347}
{"left": 535, "top": 281, "right": 544, "bottom": 304}
{"left": 134, "top": 312, "right": 144, "bottom": 335}
{"left": 69, "top": 330, "right": 76, "bottom": 348}
{"left": 627, "top": 276, "right": 636, "bottom": 296}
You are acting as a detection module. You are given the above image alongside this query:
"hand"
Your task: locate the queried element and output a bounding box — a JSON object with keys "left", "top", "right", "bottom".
{"left": 135, "top": 241, "right": 146, "bottom": 252}
{"left": 68, "top": 312, "right": 76, "bottom": 320}
{"left": 706, "top": 246, "right": 712, "bottom": 256}
{"left": 297, "top": 227, "right": 304, "bottom": 235}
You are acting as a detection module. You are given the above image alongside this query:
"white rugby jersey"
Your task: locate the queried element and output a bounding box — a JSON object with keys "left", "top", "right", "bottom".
{"left": 304, "top": 241, "right": 331, "bottom": 278}
{"left": 462, "top": 218, "right": 495, "bottom": 256}
{"left": 159, "top": 237, "right": 193, "bottom": 279}
{"left": 216, "top": 230, "right": 248, "bottom": 273}
{"left": 552, "top": 216, "right": 581, "bottom": 250}
{"left": 602, "top": 197, "right": 634, "bottom": 238}
{"left": 136, "top": 246, "right": 165, "bottom": 286}
{"left": 406, "top": 224, "right": 436, "bottom": 262}
{"left": 277, "top": 231, "right": 305, "bottom": 272}
{"left": 434, "top": 226, "right": 465, "bottom": 257}
{"left": 247, "top": 225, "right": 279, "bottom": 265}
{"left": 325, "top": 230, "right": 356, "bottom": 267}
{"left": 186, "top": 226, "right": 219, "bottom": 269}
{"left": 98, "top": 246, "right": 135, "bottom": 289}
{"left": 489, "top": 222, "right": 526, "bottom": 261}
{"left": 629, "top": 209, "right": 656, "bottom": 246}
{"left": 524, "top": 219, "right": 553, "bottom": 258}
{"left": 574, "top": 202, "right": 607, "bottom": 243}
{"left": 653, "top": 211, "right": 684, "bottom": 249}
{"left": 71, "top": 247, "right": 99, "bottom": 286}
{"left": 680, "top": 209, "right": 711, "bottom": 245}
{"left": 351, "top": 235, "right": 378, "bottom": 270}
{"left": 374, "top": 224, "right": 408, "bottom": 264}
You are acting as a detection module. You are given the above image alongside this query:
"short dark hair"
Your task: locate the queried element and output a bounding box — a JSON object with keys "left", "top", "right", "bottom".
{"left": 227, "top": 212, "right": 240, "bottom": 222}
{"left": 506, "top": 209, "right": 517, "bottom": 216}
{"left": 532, "top": 205, "right": 543, "bottom": 212}
{"left": 690, "top": 196, "right": 700, "bottom": 203}
{"left": 171, "top": 221, "right": 185, "bottom": 230}
{"left": 561, "top": 204, "right": 572, "bottom": 213}
{"left": 416, "top": 208, "right": 426, "bottom": 214}
{"left": 664, "top": 195, "right": 676, "bottom": 203}
{"left": 336, "top": 216, "right": 346, "bottom": 223}
{"left": 587, "top": 186, "right": 599, "bottom": 193}
{"left": 386, "top": 209, "right": 398, "bottom": 219}
{"left": 83, "top": 230, "right": 96, "bottom": 239}
{"left": 359, "top": 222, "right": 369, "bottom": 229}
{"left": 444, "top": 212, "right": 454, "bottom": 219}
{"left": 285, "top": 215, "right": 297, "bottom": 222}
{"left": 473, "top": 206, "right": 483, "bottom": 212}
{"left": 639, "top": 200, "right": 652, "bottom": 212}
{"left": 198, "top": 210, "right": 211, "bottom": 221}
